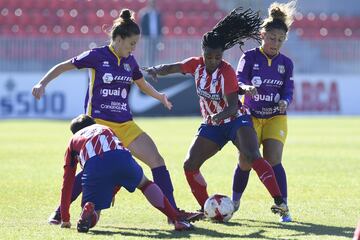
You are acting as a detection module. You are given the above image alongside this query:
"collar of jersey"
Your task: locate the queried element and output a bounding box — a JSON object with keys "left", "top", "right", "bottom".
{"left": 108, "top": 45, "right": 122, "bottom": 66}
{"left": 259, "top": 47, "right": 279, "bottom": 67}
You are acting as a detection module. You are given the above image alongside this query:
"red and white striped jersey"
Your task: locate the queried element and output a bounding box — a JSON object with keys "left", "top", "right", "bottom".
{"left": 180, "top": 57, "right": 240, "bottom": 125}
{"left": 61, "top": 124, "right": 127, "bottom": 222}
{"left": 67, "top": 124, "right": 126, "bottom": 167}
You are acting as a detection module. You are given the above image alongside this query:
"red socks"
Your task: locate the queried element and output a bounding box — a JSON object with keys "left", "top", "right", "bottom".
{"left": 185, "top": 170, "right": 209, "bottom": 208}
{"left": 252, "top": 158, "right": 282, "bottom": 198}
{"left": 140, "top": 181, "right": 178, "bottom": 221}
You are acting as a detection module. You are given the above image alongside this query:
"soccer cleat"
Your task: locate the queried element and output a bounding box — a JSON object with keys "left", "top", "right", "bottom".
{"left": 280, "top": 212, "right": 292, "bottom": 222}
{"left": 77, "top": 202, "right": 95, "bottom": 233}
{"left": 233, "top": 201, "right": 240, "bottom": 213}
{"left": 173, "top": 220, "right": 194, "bottom": 231}
{"left": 48, "top": 210, "right": 61, "bottom": 225}
{"left": 177, "top": 209, "right": 205, "bottom": 222}
{"left": 271, "top": 202, "right": 289, "bottom": 216}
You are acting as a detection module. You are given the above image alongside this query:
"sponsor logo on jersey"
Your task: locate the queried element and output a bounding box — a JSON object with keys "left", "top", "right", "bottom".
{"left": 251, "top": 76, "right": 262, "bottom": 87}
{"left": 102, "top": 73, "right": 132, "bottom": 84}
{"left": 262, "top": 79, "right": 284, "bottom": 86}
{"left": 253, "top": 93, "right": 280, "bottom": 103}
{"left": 100, "top": 101, "right": 128, "bottom": 112}
{"left": 197, "top": 87, "right": 221, "bottom": 101}
{"left": 100, "top": 88, "right": 128, "bottom": 98}
{"left": 102, "top": 73, "right": 113, "bottom": 84}
{"left": 278, "top": 64, "right": 285, "bottom": 74}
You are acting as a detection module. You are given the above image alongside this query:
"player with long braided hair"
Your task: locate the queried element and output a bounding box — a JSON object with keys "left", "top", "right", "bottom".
{"left": 144, "top": 7, "right": 288, "bottom": 216}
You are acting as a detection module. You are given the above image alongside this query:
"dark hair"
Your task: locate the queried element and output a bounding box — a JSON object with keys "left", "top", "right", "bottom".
{"left": 202, "top": 7, "right": 262, "bottom": 51}
{"left": 70, "top": 114, "right": 96, "bottom": 134}
{"left": 108, "top": 9, "right": 140, "bottom": 40}
{"left": 262, "top": 1, "right": 296, "bottom": 33}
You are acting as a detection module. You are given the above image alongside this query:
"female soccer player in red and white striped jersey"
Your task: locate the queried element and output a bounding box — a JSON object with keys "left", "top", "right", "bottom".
{"left": 144, "top": 7, "right": 288, "bottom": 217}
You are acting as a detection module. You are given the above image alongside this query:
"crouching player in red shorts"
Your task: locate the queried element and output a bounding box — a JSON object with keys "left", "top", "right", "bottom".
{"left": 59, "top": 114, "right": 194, "bottom": 232}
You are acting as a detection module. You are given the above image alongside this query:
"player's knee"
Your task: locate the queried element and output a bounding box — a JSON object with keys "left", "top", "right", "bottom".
{"left": 147, "top": 153, "right": 165, "bottom": 168}
{"left": 243, "top": 150, "right": 261, "bottom": 163}
{"left": 183, "top": 158, "right": 199, "bottom": 171}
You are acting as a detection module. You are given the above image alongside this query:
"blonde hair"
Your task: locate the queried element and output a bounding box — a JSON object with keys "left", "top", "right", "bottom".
{"left": 262, "top": 0, "right": 297, "bottom": 33}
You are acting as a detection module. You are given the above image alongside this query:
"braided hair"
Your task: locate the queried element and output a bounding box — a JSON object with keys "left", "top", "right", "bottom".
{"left": 202, "top": 7, "right": 262, "bottom": 51}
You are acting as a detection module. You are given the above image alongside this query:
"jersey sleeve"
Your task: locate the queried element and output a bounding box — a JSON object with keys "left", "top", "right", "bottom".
{"left": 180, "top": 57, "right": 199, "bottom": 75}
{"left": 132, "top": 57, "right": 144, "bottom": 81}
{"left": 223, "top": 64, "right": 239, "bottom": 95}
{"left": 236, "top": 52, "right": 253, "bottom": 85}
{"left": 71, "top": 49, "right": 97, "bottom": 69}
{"left": 281, "top": 59, "right": 294, "bottom": 104}
{"left": 60, "top": 140, "right": 78, "bottom": 222}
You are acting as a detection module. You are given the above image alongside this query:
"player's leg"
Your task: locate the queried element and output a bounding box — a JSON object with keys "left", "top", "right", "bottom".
{"left": 108, "top": 119, "right": 177, "bottom": 210}
{"left": 77, "top": 155, "right": 115, "bottom": 233}
{"left": 128, "top": 132, "right": 178, "bottom": 209}
{"left": 232, "top": 125, "right": 288, "bottom": 215}
{"left": 232, "top": 116, "right": 261, "bottom": 211}
{"left": 232, "top": 153, "right": 252, "bottom": 212}
{"left": 184, "top": 124, "right": 223, "bottom": 209}
{"left": 48, "top": 171, "right": 83, "bottom": 225}
{"left": 137, "top": 175, "right": 194, "bottom": 231}
{"left": 116, "top": 150, "right": 194, "bottom": 231}
{"left": 262, "top": 115, "right": 291, "bottom": 221}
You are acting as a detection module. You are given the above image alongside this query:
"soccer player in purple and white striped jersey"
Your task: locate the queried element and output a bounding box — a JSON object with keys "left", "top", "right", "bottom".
{"left": 232, "top": 1, "right": 296, "bottom": 222}
{"left": 32, "top": 9, "right": 200, "bottom": 225}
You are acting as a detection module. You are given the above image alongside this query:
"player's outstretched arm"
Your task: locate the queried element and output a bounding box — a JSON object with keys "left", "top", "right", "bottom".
{"left": 142, "top": 63, "right": 182, "bottom": 82}
{"left": 32, "top": 60, "right": 76, "bottom": 100}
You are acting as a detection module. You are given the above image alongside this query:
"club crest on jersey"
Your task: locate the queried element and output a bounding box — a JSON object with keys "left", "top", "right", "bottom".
{"left": 278, "top": 64, "right": 285, "bottom": 74}
{"left": 123, "top": 63, "right": 131, "bottom": 72}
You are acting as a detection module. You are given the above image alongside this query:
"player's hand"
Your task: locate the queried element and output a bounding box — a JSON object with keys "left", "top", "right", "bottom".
{"left": 141, "top": 66, "right": 158, "bottom": 82}
{"left": 279, "top": 100, "right": 288, "bottom": 114}
{"left": 32, "top": 83, "right": 46, "bottom": 100}
{"left": 208, "top": 114, "right": 220, "bottom": 125}
{"left": 243, "top": 85, "right": 257, "bottom": 96}
{"left": 60, "top": 221, "right": 71, "bottom": 228}
{"left": 160, "top": 93, "right": 173, "bottom": 110}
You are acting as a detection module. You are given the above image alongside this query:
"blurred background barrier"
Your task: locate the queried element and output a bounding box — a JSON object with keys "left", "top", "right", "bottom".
{"left": 1, "top": 72, "right": 359, "bottom": 119}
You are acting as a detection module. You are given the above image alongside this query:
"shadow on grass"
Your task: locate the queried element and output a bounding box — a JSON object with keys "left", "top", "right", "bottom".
{"left": 88, "top": 219, "right": 354, "bottom": 239}
{"left": 240, "top": 219, "right": 354, "bottom": 239}
{"left": 90, "top": 222, "right": 282, "bottom": 239}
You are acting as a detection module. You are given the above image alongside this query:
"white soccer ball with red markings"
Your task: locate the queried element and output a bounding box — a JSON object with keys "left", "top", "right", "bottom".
{"left": 204, "top": 194, "right": 234, "bottom": 222}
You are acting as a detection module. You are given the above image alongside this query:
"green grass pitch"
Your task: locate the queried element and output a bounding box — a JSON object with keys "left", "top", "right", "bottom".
{"left": 0, "top": 116, "right": 359, "bottom": 239}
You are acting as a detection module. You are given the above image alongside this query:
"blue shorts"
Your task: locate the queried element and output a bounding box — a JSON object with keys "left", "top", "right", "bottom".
{"left": 81, "top": 150, "right": 143, "bottom": 211}
{"left": 197, "top": 115, "right": 253, "bottom": 149}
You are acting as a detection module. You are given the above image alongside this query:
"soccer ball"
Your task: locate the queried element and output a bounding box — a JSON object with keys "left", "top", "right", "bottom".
{"left": 204, "top": 194, "right": 234, "bottom": 222}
